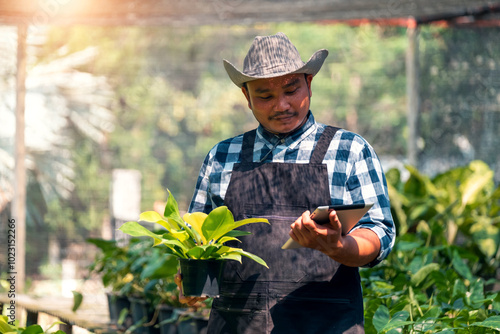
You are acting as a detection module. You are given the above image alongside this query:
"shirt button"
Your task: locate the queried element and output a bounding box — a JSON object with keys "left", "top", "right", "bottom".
{"left": 281, "top": 139, "right": 286, "bottom": 144}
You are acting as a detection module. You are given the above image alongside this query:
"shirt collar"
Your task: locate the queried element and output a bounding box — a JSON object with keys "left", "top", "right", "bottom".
{"left": 256, "top": 111, "right": 317, "bottom": 147}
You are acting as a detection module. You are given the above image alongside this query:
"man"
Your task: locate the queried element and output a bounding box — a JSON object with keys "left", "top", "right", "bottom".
{"left": 185, "top": 32, "right": 395, "bottom": 333}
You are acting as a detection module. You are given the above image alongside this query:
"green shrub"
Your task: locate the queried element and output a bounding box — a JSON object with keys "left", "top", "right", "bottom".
{"left": 362, "top": 161, "right": 500, "bottom": 333}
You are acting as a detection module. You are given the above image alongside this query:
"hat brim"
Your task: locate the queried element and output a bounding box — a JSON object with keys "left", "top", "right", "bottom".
{"left": 223, "top": 49, "right": 329, "bottom": 88}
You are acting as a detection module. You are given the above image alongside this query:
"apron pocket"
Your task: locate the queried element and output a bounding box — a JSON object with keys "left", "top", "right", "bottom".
{"left": 235, "top": 204, "right": 338, "bottom": 282}
{"left": 210, "top": 303, "right": 267, "bottom": 334}
{"left": 270, "top": 295, "right": 362, "bottom": 334}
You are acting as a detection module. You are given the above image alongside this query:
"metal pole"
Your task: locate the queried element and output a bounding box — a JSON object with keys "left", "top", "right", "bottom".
{"left": 14, "top": 23, "right": 28, "bottom": 293}
{"left": 406, "top": 18, "right": 420, "bottom": 167}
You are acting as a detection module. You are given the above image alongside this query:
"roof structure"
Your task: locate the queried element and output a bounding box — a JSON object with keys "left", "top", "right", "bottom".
{"left": 0, "top": 0, "right": 499, "bottom": 27}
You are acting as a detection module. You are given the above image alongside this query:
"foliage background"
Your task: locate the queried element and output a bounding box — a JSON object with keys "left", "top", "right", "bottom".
{"left": 0, "top": 23, "right": 499, "bottom": 300}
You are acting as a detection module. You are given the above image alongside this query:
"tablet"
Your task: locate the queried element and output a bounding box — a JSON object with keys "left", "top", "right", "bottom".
{"left": 281, "top": 203, "right": 374, "bottom": 250}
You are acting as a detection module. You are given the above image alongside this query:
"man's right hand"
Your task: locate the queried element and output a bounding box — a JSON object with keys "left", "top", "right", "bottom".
{"left": 174, "top": 273, "right": 208, "bottom": 306}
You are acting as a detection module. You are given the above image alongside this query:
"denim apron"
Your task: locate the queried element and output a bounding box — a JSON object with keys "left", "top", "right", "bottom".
{"left": 207, "top": 126, "right": 364, "bottom": 334}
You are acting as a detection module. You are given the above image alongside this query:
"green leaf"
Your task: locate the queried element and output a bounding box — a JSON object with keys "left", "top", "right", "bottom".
{"left": 0, "top": 317, "right": 13, "bottom": 334}
{"left": 220, "top": 248, "right": 269, "bottom": 268}
{"left": 202, "top": 206, "right": 234, "bottom": 242}
{"left": 159, "top": 238, "right": 190, "bottom": 257}
{"left": 373, "top": 305, "right": 390, "bottom": 333}
{"left": 204, "top": 207, "right": 269, "bottom": 242}
{"left": 470, "top": 315, "right": 500, "bottom": 331}
{"left": 86, "top": 238, "right": 117, "bottom": 252}
{"left": 138, "top": 211, "right": 176, "bottom": 231}
{"left": 140, "top": 255, "right": 178, "bottom": 279}
{"left": 164, "top": 189, "right": 184, "bottom": 227}
{"left": 43, "top": 322, "right": 66, "bottom": 333}
{"left": 451, "top": 249, "right": 472, "bottom": 280}
{"left": 217, "top": 252, "right": 242, "bottom": 263}
{"left": 183, "top": 212, "right": 208, "bottom": 244}
{"left": 410, "top": 263, "right": 440, "bottom": 286}
{"left": 460, "top": 161, "right": 493, "bottom": 207}
{"left": 223, "top": 230, "right": 252, "bottom": 238}
{"left": 452, "top": 279, "right": 467, "bottom": 299}
{"left": 21, "top": 325, "right": 44, "bottom": 334}
{"left": 118, "top": 221, "right": 162, "bottom": 245}
{"left": 383, "top": 311, "right": 414, "bottom": 333}
{"left": 71, "top": 291, "right": 83, "bottom": 312}
{"left": 217, "top": 236, "right": 241, "bottom": 244}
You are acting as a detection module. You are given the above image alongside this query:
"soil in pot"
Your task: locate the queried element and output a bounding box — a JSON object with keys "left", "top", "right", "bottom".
{"left": 179, "top": 259, "right": 225, "bottom": 297}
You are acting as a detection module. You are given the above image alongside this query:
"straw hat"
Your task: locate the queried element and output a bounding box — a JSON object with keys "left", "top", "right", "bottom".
{"left": 223, "top": 32, "right": 329, "bottom": 88}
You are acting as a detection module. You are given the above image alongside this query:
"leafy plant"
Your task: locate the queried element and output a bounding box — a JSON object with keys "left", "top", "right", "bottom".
{"left": 386, "top": 160, "right": 500, "bottom": 278}
{"left": 87, "top": 238, "right": 132, "bottom": 294}
{"left": 119, "top": 190, "right": 269, "bottom": 268}
{"left": 362, "top": 161, "right": 500, "bottom": 333}
{"left": 0, "top": 316, "right": 66, "bottom": 334}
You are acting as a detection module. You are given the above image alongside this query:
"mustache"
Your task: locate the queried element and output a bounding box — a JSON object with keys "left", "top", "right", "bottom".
{"left": 268, "top": 111, "right": 297, "bottom": 120}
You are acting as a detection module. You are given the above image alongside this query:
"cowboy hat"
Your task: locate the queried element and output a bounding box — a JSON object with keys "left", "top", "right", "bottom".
{"left": 223, "top": 32, "right": 329, "bottom": 88}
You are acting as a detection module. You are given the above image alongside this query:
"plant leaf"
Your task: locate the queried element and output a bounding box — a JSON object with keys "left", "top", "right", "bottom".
{"left": 44, "top": 322, "right": 66, "bottom": 333}
{"left": 118, "top": 221, "right": 162, "bottom": 246}
{"left": 220, "top": 247, "right": 269, "bottom": 268}
{"left": 140, "top": 255, "right": 178, "bottom": 279}
{"left": 411, "top": 263, "right": 440, "bottom": 286}
{"left": 223, "top": 230, "right": 252, "bottom": 238}
{"left": 139, "top": 211, "right": 176, "bottom": 231}
{"left": 21, "top": 325, "right": 44, "bottom": 334}
{"left": 470, "top": 315, "right": 500, "bottom": 331}
{"left": 373, "top": 305, "right": 390, "bottom": 332}
{"left": 183, "top": 212, "right": 208, "bottom": 244}
{"left": 451, "top": 249, "right": 472, "bottom": 280}
{"left": 0, "top": 316, "right": 13, "bottom": 333}
{"left": 460, "top": 161, "right": 493, "bottom": 207}
{"left": 160, "top": 237, "right": 190, "bottom": 257}
{"left": 217, "top": 236, "right": 241, "bottom": 244}
{"left": 204, "top": 207, "right": 269, "bottom": 242}
{"left": 164, "top": 189, "right": 184, "bottom": 227}
{"left": 382, "top": 311, "right": 414, "bottom": 333}
{"left": 202, "top": 206, "right": 234, "bottom": 242}
{"left": 186, "top": 245, "right": 221, "bottom": 259}
{"left": 71, "top": 291, "right": 83, "bottom": 312}
{"left": 86, "top": 238, "right": 117, "bottom": 252}
{"left": 218, "top": 253, "right": 242, "bottom": 262}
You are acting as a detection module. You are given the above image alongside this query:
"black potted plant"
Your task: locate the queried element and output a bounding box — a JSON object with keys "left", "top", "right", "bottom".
{"left": 119, "top": 189, "right": 269, "bottom": 297}
{"left": 87, "top": 238, "right": 135, "bottom": 329}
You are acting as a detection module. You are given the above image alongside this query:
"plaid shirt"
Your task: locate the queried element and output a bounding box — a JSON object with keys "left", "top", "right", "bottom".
{"left": 189, "top": 112, "right": 395, "bottom": 266}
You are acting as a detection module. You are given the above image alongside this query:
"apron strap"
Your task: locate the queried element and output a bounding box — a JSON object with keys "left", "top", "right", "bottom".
{"left": 310, "top": 126, "right": 340, "bottom": 164}
{"left": 240, "top": 129, "right": 257, "bottom": 164}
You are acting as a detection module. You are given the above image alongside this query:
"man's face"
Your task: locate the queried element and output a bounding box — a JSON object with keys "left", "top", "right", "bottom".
{"left": 242, "top": 73, "right": 313, "bottom": 135}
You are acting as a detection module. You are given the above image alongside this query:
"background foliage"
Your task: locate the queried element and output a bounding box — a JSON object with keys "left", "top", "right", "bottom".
{"left": 0, "top": 23, "right": 499, "bottom": 296}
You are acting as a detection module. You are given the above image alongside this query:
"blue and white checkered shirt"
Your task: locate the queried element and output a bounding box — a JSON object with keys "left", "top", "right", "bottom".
{"left": 189, "top": 112, "right": 395, "bottom": 266}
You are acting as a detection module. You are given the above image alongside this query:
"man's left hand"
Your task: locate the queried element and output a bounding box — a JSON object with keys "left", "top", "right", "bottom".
{"left": 289, "top": 210, "right": 344, "bottom": 254}
{"left": 289, "top": 210, "right": 381, "bottom": 267}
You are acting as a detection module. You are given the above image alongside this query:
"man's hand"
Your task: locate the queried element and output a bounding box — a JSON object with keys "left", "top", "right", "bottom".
{"left": 174, "top": 273, "right": 208, "bottom": 306}
{"left": 289, "top": 210, "right": 343, "bottom": 254}
{"left": 289, "top": 210, "right": 381, "bottom": 267}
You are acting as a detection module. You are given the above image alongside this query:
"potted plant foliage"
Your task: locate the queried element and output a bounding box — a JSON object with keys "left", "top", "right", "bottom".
{"left": 87, "top": 238, "right": 132, "bottom": 328}
{"left": 119, "top": 190, "right": 269, "bottom": 297}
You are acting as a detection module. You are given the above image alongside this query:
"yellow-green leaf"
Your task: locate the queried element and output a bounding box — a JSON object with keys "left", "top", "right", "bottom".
{"left": 183, "top": 212, "right": 208, "bottom": 244}
{"left": 118, "top": 221, "right": 162, "bottom": 246}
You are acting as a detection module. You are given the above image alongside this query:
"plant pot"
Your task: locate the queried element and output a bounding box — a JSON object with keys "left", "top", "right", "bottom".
{"left": 158, "top": 305, "right": 189, "bottom": 334}
{"left": 107, "top": 292, "right": 133, "bottom": 329}
{"left": 177, "top": 313, "right": 209, "bottom": 334}
{"left": 129, "top": 296, "right": 160, "bottom": 334}
{"left": 178, "top": 259, "right": 225, "bottom": 297}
